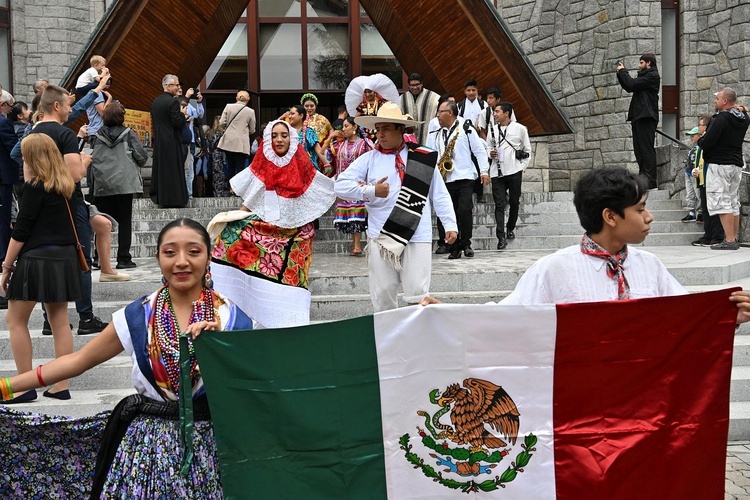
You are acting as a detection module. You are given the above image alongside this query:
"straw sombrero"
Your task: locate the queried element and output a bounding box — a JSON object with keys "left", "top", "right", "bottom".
{"left": 354, "top": 102, "right": 423, "bottom": 130}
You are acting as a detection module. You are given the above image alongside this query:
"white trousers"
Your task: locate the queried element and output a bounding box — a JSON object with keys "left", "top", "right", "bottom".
{"left": 368, "top": 242, "right": 432, "bottom": 313}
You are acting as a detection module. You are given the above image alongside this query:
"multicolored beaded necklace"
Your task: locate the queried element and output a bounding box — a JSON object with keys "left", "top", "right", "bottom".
{"left": 149, "top": 286, "right": 216, "bottom": 397}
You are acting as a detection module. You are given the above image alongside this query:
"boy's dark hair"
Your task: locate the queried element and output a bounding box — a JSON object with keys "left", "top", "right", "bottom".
{"left": 408, "top": 72, "right": 423, "bottom": 83}
{"left": 573, "top": 168, "right": 648, "bottom": 234}
{"left": 337, "top": 104, "right": 348, "bottom": 115}
{"left": 640, "top": 53, "right": 657, "bottom": 68}
{"left": 486, "top": 87, "right": 502, "bottom": 100}
{"left": 103, "top": 101, "right": 126, "bottom": 127}
{"left": 464, "top": 79, "right": 478, "bottom": 88}
{"left": 495, "top": 101, "right": 513, "bottom": 114}
{"left": 438, "top": 93, "right": 454, "bottom": 105}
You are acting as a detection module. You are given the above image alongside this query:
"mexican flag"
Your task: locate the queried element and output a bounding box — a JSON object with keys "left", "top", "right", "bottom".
{"left": 195, "top": 289, "right": 737, "bottom": 499}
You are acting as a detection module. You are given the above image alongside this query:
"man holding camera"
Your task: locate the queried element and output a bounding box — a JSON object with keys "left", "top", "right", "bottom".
{"left": 487, "top": 101, "right": 531, "bottom": 250}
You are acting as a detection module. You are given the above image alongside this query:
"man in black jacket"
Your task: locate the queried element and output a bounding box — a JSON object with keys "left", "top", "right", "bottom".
{"left": 698, "top": 88, "right": 750, "bottom": 250}
{"left": 616, "top": 53, "right": 660, "bottom": 189}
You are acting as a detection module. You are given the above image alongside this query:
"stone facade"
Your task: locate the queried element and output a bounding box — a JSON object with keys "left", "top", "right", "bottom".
{"left": 10, "top": 0, "right": 103, "bottom": 103}
{"left": 496, "top": 0, "right": 749, "bottom": 193}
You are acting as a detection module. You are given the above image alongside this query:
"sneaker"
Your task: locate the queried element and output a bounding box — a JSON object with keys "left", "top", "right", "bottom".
{"left": 710, "top": 240, "right": 740, "bottom": 250}
{"left": 99, "top": 272, "right": 132, "bottom": 282}
{"left": 116, "top": 261, "right": 137, "bottom": 270}
{"left": 703, "top": 238, "right": 724, "bottom": 247}
{"left": 42, "top": 321, "right": 73, "bottom": 336}
{"left": 0, "top": 296, "right": 7, "bottom": 310}
{"left": 91, "top": 259, "right": 100, "bottom": 271}
{"left": 681, "top": 213, "right": 696, "bottom": 223}
{"left": 691, "top": 237, "right": 709, "bottom": 246}
{"left": 696, "top": 213, "right": 703, "bottom": 224}
{"left": 78, "top": 316, "right": 108, "bottom": 335}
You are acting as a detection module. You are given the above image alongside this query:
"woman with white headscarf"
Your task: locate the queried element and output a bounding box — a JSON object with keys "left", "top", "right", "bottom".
{"left": 208, "top": 120, "right": 334, "bottom": 328}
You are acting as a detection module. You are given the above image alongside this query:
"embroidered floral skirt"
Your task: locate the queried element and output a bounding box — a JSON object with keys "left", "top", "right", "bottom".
{"left": 100, "top": 415, "right": 222, "bottom": 499}
{"left": 333, "top": 201, "right": 367, "bottom": 234}
{"left": 211, "top": 214, "right": 316, "bottom": 328}
{"left": 0, "top": 406, "right": 108, "bottom": 498}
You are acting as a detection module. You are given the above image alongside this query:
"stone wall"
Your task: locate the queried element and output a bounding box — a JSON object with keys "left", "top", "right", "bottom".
{"left": 498, "top": 0, "right": 663, "bottom": 192}
{"left": 497, "top": 0, "right": 749, "bottom": 193}
{"left": 10, "top": 0, "right": 101, "bottom": 103}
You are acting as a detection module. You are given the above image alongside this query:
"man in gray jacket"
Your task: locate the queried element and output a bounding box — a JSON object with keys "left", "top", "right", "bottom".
{"left": 218, "top": 90, "right": 256, "bottom": 180}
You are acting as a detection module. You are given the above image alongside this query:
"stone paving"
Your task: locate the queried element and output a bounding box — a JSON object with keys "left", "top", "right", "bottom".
{"left": 727, "top": 443, "right": 750, "bottom": 499}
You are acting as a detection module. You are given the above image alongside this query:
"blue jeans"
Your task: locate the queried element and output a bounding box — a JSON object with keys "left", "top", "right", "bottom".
{"left": 74, "top": 200, "right": 93, "bottom": 320}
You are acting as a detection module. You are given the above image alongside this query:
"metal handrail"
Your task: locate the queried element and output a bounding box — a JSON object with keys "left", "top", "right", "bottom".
{"left": 656, "top": 129, "right": 692, "bottom": 150}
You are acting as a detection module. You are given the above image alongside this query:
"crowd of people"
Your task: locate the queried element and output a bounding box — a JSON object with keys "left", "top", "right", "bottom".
{"left": 0, "top": 52, "right": 749, "bottom": 497}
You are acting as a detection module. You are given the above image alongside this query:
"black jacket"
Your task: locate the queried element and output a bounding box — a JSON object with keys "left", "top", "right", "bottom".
{"left": 617, "top": 66, "right": 660, "bottom": 123}
{"left": 698, "top": 108, "right": 750, "bottom": 167}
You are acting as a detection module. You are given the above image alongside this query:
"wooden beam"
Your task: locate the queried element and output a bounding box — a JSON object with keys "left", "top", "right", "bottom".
{"left": 359, "top": 0, "right": 573, "bottom": 136}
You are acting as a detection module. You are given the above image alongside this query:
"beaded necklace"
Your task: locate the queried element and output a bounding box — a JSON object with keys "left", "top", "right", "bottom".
{"left": 338, "top": 138, "right": 360, "bottom": 172}
{"left": 365, "top": 99, "right": 379, "bottom": 116}
{"left": 150, "top": 286, "right": 216, "bottom": 397}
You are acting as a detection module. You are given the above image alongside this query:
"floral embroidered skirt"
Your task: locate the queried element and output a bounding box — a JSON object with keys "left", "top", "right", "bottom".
{"left": 100, "top": 415, "right": 222, "bottom": 499}
{"left": 0, "top": 407, "right": 223, "bottom": 499}
{"left": 333, "top": 201, "right": 367, "bottom": 234}
{"left": 0, "top": 406, "right": 108, "bottom": 498}
{"left": 211, "top": 213, "right": 316, "bottom": 328}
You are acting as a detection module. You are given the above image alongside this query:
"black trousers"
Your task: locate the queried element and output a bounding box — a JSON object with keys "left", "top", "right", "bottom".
{"left": 631, "top": 118, "right": 658, "bottom": 189}
{"left": 225, "top": 151, "right": 248, "bottom": 181}
{"left": 699, "top": 185, "right": 725, "bottom": 241}
{"left": 94, "top": 193, "right": 134, "bottom": 264}
{"left": 446, "top": 179, "right": 475, "bottom": 249}
{"left": 491, "top": 171, "right": 523, "bottom": 239}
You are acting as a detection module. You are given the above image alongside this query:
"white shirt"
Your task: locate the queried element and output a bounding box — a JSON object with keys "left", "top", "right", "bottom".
{"left": 76, "top": 67, "right": 99, "bottom": 89}
{"left": 500, "top": 245, "right": 687, "bottom": 305}
{"left": 486, "top": 120, "right": 531, "bottom": 177}
{"left": 334, "top": 147, "right": 457, "bottom": 241}
{"left": 476, "top": 107, "right": 517, "bottom": 131}
{"left": 460, "top": 98, "right": 486, "bottom": 125}
{"left": 427, "top": 117, "right": 489, "bottom": 182}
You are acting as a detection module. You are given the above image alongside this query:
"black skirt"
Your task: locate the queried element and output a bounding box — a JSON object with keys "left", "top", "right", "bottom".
{"left": 7, "top": 245, "right": 82, "bottom": 302}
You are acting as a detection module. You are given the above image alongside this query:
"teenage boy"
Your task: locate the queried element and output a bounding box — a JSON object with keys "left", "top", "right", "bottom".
{"left": 421, "top": 168, "right": 750, "bottom": 321}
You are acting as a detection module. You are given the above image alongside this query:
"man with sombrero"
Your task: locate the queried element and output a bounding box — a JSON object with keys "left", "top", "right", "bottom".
{"left": 335, "top": 102, "right": 457, "bottom": 312}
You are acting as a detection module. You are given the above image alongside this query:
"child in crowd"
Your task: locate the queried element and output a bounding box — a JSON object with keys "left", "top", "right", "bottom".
{"left": 682, "top": 126, "right": 703, "bottom": 223}
{"left": 74, "top": 55, "right": 108, "bottom": 100}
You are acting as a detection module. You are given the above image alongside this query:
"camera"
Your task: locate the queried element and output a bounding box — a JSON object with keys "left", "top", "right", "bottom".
{"left": 193, "top": 87, "right": 201, "bottom": 96}
{"left": 515, "top": 150, "right": 530, "bottom": 161}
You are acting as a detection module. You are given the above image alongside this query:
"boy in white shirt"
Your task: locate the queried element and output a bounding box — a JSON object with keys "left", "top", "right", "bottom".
{"left": 75, "top": 55, "right": 108, "bottom": 99}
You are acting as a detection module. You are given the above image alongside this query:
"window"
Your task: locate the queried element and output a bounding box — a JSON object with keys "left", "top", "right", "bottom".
{"left": 260, "top": 23, "right": 303, "bottom": 90}
{"left": 307, "top": 23, "right": 349, "bottom": 89}
{"left": 360, "top": 23, "right": 402, "bottom": 88}
{"left": 205, "top": 24, "right": 249, "bottom": 90}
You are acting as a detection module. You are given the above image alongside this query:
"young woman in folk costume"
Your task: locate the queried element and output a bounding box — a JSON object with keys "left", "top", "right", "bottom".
{"left": 300, "top": 92, "right": 332, "bottom": 145}
{"left": 209, "top": 120, "right": 335, "bottom": 329}
{"left": 345, "top": 73, "right": 400, "bottom": 142}
{"left": 282, "top": 104, "right": 332, "bottom": 176}
{"left": 0, "top": 218, "right": 254, "bottom": 498}
{"left": 329, "top": 116, "right": 373, "bottom": 256}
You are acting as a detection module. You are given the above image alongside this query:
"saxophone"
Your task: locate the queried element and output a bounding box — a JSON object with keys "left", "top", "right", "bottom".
{"left": 437, "top": 130, "right": 458, "bottom": 178}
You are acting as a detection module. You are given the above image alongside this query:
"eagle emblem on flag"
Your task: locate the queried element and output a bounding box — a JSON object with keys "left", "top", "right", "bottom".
{"left": 400, "top": 378, "right": 537, "bottom": 493}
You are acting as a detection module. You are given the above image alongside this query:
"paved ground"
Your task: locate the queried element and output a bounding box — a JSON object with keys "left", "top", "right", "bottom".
{"left": 727, "top": 443, "right": 750, "bottom": 498}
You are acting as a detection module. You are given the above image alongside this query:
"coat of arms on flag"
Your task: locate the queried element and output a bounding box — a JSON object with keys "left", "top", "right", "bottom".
{"left": 401, "top": 379, "right": 538, "bottom": 493}
{"left": 196, "top": 289, "right": 737, "bottom": 499}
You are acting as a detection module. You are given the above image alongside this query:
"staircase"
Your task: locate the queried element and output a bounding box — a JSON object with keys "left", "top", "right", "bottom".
{"left": 3, "top": 190, "right": 750, "bottom": 440}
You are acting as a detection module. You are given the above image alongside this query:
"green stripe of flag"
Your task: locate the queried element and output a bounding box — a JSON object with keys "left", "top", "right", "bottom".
{"left": 196, "top": 315, "right": 387, "bottom": 499}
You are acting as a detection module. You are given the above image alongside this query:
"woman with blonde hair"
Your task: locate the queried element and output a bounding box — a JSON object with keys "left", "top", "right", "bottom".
{"left": 1, "top": 133, "right": 81, "bottom": 402}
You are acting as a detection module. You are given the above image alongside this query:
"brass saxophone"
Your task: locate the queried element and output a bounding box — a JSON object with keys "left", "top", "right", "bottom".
{"left": 437, "top": 131, "right": 458, "bottom": 178}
